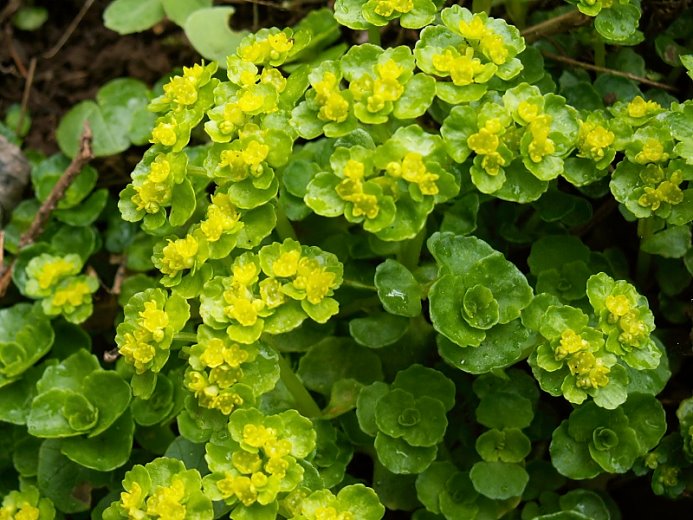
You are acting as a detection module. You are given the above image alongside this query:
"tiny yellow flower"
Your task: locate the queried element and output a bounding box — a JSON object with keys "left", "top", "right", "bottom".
{"left": 151, "top": 122, "right": 178, "bottom": 147}
{"left": 554, "top": 329, "right": 589, "bottom": 360}
{"left": 578, "top": 121, "right": 614, "bottom": 160}
{"left": 273, "top": 250, "right": 301, "bottom": 277}
{"left": 468, "top": 128, "right": 501, "bottom": 155}
{"left": 635, "top": 139, "right": 668, "bottom": 164}
{"left": 293, "top": 257, "right": 337, "bottom": 304}
{"left": 233, "top": 451, "right": 263, "bottom": 474}
{"left": 51, "top": 279, "right": 93, "bottom": 308}
{"left": 160, "top": 235, "right": 199, "bottom": 277}
{"left": 626, "top": 96, "right": 661, "bottom": 119}
{"left": 319, "top": 93, "right": 350, "bottom": 123}
{"left": 268, "top": 32, "right": 293, "bottom": 54}
{"left": 33, "top": 257, "right": 80, "bottom": 290}
{"left": 145, "top": 479, "right": 187, "bottom": 520}
{"left": 139, "top": 301, "right": 169, "bottom": 342}
{"left": 163, "top": 75, "right": 198, "bottom": 107}
{"left": 238, "top": 90, "right": 266, "bottom": 113}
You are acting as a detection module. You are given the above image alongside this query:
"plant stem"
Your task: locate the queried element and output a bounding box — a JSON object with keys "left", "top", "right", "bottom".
{"left": 187, "top": 165, "right": 209, "bottom": 177}
{"left": 275, "top": 202, "right": 298, "bottom": 241}
{"left": 541, "top": 51, "right": 678, "bottom": 92}
{"left": 367, "top": 26, "right": 381, "bottom": 46}
{"left": 277, "top": 353, "right": 322, "bottom": 418}
{"left": 342, "top": 279, "right": 377, "bottom": 291}
{"left": 397, "top": 226, "right": 426, "bottom": 272}
{"left": 173, "top": 332, "right": 198, "bottom": 343}
{"left": 0, "top": 122, "right": 94, "bottom": 298}
{"left": 521, "top": 10, "right": 590, "bottom": 43}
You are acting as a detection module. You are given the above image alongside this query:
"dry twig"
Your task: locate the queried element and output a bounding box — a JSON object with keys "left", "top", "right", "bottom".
{"left": 16, "top": 57, "right": 36, "bottom": 136}
{"left": 542, "top": 51, "right": 679, "bottom": 93}
{"left": 43, "top": 0, "right": 95, "bottom": 59}
{"left": 521, "top": 10, "right": 591, "bottom": 43}
{"left": 0, "top": 123, "right": 94, "bottom": 298}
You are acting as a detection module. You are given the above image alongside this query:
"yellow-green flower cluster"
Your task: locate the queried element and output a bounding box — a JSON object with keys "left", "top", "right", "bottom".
{"left": 205, "top": 57, "right": 287, "bottom": 144}
{"left": 237, "top": 28, "right": 296, "bottom": 67}
{"left": 200, "top": 240, "right": 343, "bottom": 344}
{"left": 184, "top": 326, "right": 279, "bottom": 415}
{"left": 0, "top": 486, "right": 54, "bottom": 520}
{"left": 531, "top": 304, "right": 620, "bottom": 406}
{"left": 415, "top": 6, "right": 525, "bottom": 104}
{"left": 148, "top": 61, "right": 219, "bottom": 153}
{"left": 116, "top": 289, "right": 190, "bottom": 374}
{"left": 636, "top": 164, "right": 685, "bottom": 211}
{"left": 288, "top": 485, "right": 385, "bottom": 520}
{"left": 576, "top": 113, "right": 616, "bottom": 170}
{"left": 103, "top": 458, "right": 212, "bottom": 520}
{"left": 588, "top": 273, "right": 659, "bottom": 366}
{"left": 23, "top": 253, "right": 98, "bottom": 324}
{"left": 199, "top": 192, "right": 244, "bottom": 243}
{"left": 203, "top": 408, "right": 316, "bottom": 515}
{"left": 555, "top": 328, "right": 613, "bottom": 391}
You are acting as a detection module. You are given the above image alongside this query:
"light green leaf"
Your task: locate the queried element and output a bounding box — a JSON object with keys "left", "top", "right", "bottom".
{"left": 184, "top": 7, "right": 247, "bottom": 64}
{"left": 103, "top": 0, "right": 165, "bottom": 34}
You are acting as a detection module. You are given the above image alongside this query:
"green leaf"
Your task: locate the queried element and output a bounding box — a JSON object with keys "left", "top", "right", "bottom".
{"left": 438, "top": 319, "right": 537, "bottom": 374}
{"left": 357, "top": 382, "right": 390, "bottom": 437}
{"left": 476, "top": 428, "right": 531, "bottom": 463}
{"left": 391, "top": 364, "right": 456, "bottom": 411}
{"left": 429, "top": 275, "right": 486, "bottom": 348}
{"left": 37, "top": 440, "right": 107, "bottom": 513}
{"left": 57, "top": 101, "right": 126, "bottom": 158}
{"left": 641, "top": 225, "right": 692, "bottom": 258}
{"left": 297, "top": 339, "right": 383, "bottom": 395}
{"left": 594, "top": 4, "right": 641, "bottom": 42}
{"left": 0, "top": 303, "right": 54, "bottom": 385}
{"left": 60, "top": 410, "right": 135, "bottom": 471}
{"left": 469, "top": 461, "right": 529, "bottom": 499}
{"left": 476, "top": 385, "right": 534, "bottom": 428}
{"left": 375, "top": 259, "right": 423, "bottom": 318}
{"left": 12, "top": 6, "right": 48, "bottom": 31}
{"left": 349, "top": 313, "right": 409, "bottom": 349}
{"left": 53, "top": 188, "right": 108, "bottom": 226}
{"left": 103, "top": 0, "right": 165, "bottom": 34}
{"left": 375, "top": 390, "right": 448, "bottom": 447}
{"left": 162, "top": 0, "right": 212, "bottom": 25}
{"left": 184, "top": 7, "right": 247, "bottom": 64}
{"left": 621, "top": 394, "right": 666, "bottom": 451}
{"left": 164, "top": 436, "right": 208, "bottom": 474}
{"left": 169, "top": 178, "right": 196, "bottom": 226}
{"left": 375, "top": 432, "right": 437, "bottom": 474}
{"left": 549, "top": 422, "right": 602, "bottom": 480}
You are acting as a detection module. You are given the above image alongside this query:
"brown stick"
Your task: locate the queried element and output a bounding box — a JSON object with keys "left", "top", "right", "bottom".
{"left": 0, "top": 123, "right": 93, "bottom": 297}
{"left": 521, "top": 10, "right": 591, "bottom": 43}
{"left": 43, "top": 0, "right": 95, "bottom": 60}
{"left": 542, "top": 51, "right": 679, "bottom": 93}
{"left": 20, "top": 123, "right": 93, "bottom": 247}
{"left": 16, "top": 57, "right": 36, "bottom": 136}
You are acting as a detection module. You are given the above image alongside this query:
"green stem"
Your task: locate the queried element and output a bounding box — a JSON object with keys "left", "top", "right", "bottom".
{"left": 187, "top": 165, "right": 208, "bottom": 177}
{"left": 397, "top": 226, "right": 426, "bottom": 272}
{"left": 275, "top": 203, "right": 298, "bottom": 241}
{"left": 367, "top": 26, "right": 381, "bottom": 45}
{"left": 277, "top": 353, "right": 322, "bottom": 418}
{"left": 173, "top": 332, "right": 198, "bottom": 343}
{"left": 342, "top": 279, "right": 377, "bottom": 291}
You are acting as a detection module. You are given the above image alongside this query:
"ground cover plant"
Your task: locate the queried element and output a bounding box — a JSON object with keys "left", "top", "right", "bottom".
{"left": 0, "top": 0, "right": 693, "bottom": 518}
